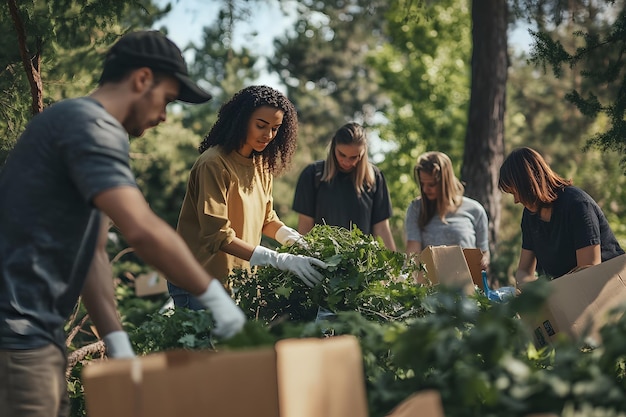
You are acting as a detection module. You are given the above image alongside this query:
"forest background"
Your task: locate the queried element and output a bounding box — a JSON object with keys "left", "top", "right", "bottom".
{"left": 3, "top": 0, "right": 626, "bottom": 285}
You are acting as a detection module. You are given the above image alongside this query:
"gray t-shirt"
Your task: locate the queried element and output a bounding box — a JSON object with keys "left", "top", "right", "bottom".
{"left": 0, "top": 97, "right": 137, "bottom": 351}
{"left": 404, "top": 196, "right": 489, "bottom": 250}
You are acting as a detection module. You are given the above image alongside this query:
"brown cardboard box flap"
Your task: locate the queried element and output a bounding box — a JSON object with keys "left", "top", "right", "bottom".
{"left": 82, "top": 348, "right": 279, "bottom": 417}
{"left": 462, "top": 248, "right": 484, "bottom": 289}
{"left": 82, "top": 335, "right": 367, "bottom": 417}
{"left": 386, "top": 390, "right": 445, "bottom": 417}
{"left": 277, "top": 336, "right": 368, "bottom": 417}
{"left": 135, "top": 271, "right": 168, "bottom": 297}
{"left": 521, "top": 254, "right": 626, "bottom": 347}
{"left": 419, "top": 245, "right": 475, "bottom": 295}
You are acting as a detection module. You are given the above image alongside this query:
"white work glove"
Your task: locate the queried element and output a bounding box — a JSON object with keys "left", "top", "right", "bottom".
{"left": 275, "top": 225, "right": 306, "bottom": 247}
{"left": 250, "top": 246, "right": 327, "bottom": 288}
{"left": 103, "top": 330, "right": 136, "bottom": 359}
{"left": 197, "top": 279, "right": 246, "bottom": 339}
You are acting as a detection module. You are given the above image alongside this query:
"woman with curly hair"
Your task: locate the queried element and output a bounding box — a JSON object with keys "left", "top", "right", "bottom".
{"left": 168, "top": 86, "right": 326, "bottom": 310}
{"left": 499, "top": 146, "right": 623, "bottom": 287}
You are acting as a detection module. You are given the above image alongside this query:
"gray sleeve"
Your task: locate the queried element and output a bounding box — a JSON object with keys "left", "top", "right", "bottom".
{"left": 61, "top": 110, "right": 137, "bottom": 204}
{"left": 404, "top": 199, "right": 422, "bottom": 242}
{"left": 474, "top": 205, "right": 489, "bottom": 251}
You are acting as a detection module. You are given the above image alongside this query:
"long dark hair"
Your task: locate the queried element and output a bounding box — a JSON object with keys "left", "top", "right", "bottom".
{"left": 198, "top": 85, "right": 298, "bottom": 176}
{"left": 498, "top": 147, "right": 572, "bottom": 208}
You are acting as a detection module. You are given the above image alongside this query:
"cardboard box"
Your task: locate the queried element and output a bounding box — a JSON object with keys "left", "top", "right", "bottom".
{"left": 384, "top": 390, "right": 559, "bottom": 417}
{"left": 462, "top": 248, "right": 484, "bottom": 289}
{"left": 386, "top": 390, "right": 444, "bottom": 417}
{"left": 418, "top": 245, "right": 476, "bottom": 295}
{"left": 82, "top": 335, "right": 368, "bottom": 417}
{"left": 135, "top": 271, "right": 168, "bottom": 297}
{"left": 522, "top": 254, "right": 626, "bottom": 347}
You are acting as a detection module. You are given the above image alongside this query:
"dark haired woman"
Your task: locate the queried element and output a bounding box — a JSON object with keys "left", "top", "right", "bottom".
{"left": 169, "top": 85, "right": 326, "bottom": 310}
{"left": 292, "top": 122, "right": 396, "bottom": 250}
{"left": 498, "top": 146, "right": 623, "bottom": 288}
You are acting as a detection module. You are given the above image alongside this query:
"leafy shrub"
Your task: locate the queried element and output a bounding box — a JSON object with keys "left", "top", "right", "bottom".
{"left": 231, "top": 225, "right": 429, "bottom": 323}
{"left": 69, "top": 225, "right": 626, "bottom": 417}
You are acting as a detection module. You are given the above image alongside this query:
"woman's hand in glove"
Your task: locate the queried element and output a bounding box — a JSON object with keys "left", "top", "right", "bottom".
{"left": 250, "top": 246, "right": 327, "bottom": 287}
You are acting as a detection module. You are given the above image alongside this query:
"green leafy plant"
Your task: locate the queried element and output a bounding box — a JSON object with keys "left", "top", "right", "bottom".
{"left": 231, "top": 225, "right": 428, "bottom": 324}
{"left": 69, "top": 224, "right": 626, "bottom": 417}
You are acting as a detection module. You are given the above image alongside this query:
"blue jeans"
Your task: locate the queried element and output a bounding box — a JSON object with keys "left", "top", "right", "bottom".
{"left": 167, "top": 282, "right": 206, "bottom": 311}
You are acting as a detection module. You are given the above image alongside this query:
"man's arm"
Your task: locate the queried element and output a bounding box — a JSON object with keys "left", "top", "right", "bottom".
{"left": 372, "top": 219, "right": 396, "bottom": 251}
{"left": 81, "top": 215, "right": 123, "bottom": 338}
{"left": 93, "top": 186, "right": 245, "bottom": 339}
{"left": 93, "top": 186, "right": 215, "bottom": 294}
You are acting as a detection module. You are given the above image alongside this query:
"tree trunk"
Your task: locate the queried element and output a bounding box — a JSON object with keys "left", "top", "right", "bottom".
{"left": 8, "top": 0, "right": 43, "bottom": 115}
{"left": 461, "top": 0, "right": 508, "bottom": 257}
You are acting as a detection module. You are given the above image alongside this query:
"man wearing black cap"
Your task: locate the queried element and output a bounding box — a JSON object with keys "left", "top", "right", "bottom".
{"left": 0, "top": 30, "right": 245, "bottom": 417}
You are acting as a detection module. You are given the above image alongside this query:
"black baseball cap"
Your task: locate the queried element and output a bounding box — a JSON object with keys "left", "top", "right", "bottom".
{"left": 104, "top": 30, "right": 212, "bottom": 104}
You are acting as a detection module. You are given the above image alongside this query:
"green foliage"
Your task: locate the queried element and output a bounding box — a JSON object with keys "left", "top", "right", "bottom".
{"left": 500, "top": 22, "right": 626, "bottom": 282}
{"left": 69, "top": 223, "right": 626, "bottom": 417}
{"left": 527, "top": 2, "right": 626, "bottom": 161}
{"left": 131, "top": 308, "right": 216, "bottom": 354}
{"left": 0, "top": 0, "right": 166, "bottom": 165}
{"left": 365, "top": 280, "right": 626, "bottom": 417}
{"left": 370, "top": 0, "right": 472, "bottom": 247}
{"left": 181, "top": 1, "right": 261, "bottom": 136}
{"left": 129, "top": 118, "right": 202, "bottom": 227}
{"left": 67, "top": 359, "right": 90, "bottom": 416}
{"left": 231, "top": 225, "right": 426, "bottom": 323}
{"left": 268, "top": 0, "right": 393, "bottom": 223}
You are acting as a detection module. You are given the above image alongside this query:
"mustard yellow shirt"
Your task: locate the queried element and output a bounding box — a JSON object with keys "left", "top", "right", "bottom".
{"left": 177, "top": 146, "right": 279, "bottom": 282}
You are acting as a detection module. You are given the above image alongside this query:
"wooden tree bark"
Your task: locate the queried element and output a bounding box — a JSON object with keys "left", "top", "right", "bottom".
{"left": 7, "top": 0, "right": 43, "bottom": 115}
{"left": 66, "top": 341, "right": 106, "bottom": 379}
{"left": 461, "top": 0, "right": 508, "bottom": 256}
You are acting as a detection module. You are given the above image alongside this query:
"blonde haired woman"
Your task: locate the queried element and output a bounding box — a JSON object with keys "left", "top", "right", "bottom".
{"left": 405, "top": 151, "right": 489, "bottom": 269}
{"left": 292, "top": 122, "right": 396, "bottom": 250}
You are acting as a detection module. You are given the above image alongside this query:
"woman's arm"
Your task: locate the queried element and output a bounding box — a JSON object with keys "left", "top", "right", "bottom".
{"left": 297, "top": 214, "right": 315, "bottom": 235}
{"left": 576, "top": 244, "right": 602, "bottom": 268}
{"left": 262, "top": 220, "right": 284, "bottom": 240}
{"left": 220, "top": 237, "right": 257, "bottom": 261}
{"left": 480, "top": 250, "right": 490, "bottom": 271}
{"left": 405, "top": 240, "right": 422, "bottom": 256}
{"left": 515, "top": 248, "right": 537, "bottom": 289}
{"left": 405, "top": 240, "right": 424, "bottom": 283}
{"left": 372, "top": 219, "right": 396, "bottom": 251}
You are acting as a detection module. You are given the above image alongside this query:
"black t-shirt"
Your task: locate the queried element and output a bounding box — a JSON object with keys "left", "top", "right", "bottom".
{"left": 292, "top": 161, "right": 392, "bottom": 234}
{"left": 521, "top": 186, "right": 624, "bottom": 278}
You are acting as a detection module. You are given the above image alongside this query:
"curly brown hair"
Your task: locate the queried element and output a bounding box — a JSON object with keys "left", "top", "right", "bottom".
{"left": 198, "top": 85, "right": 298, "bottom": 176}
